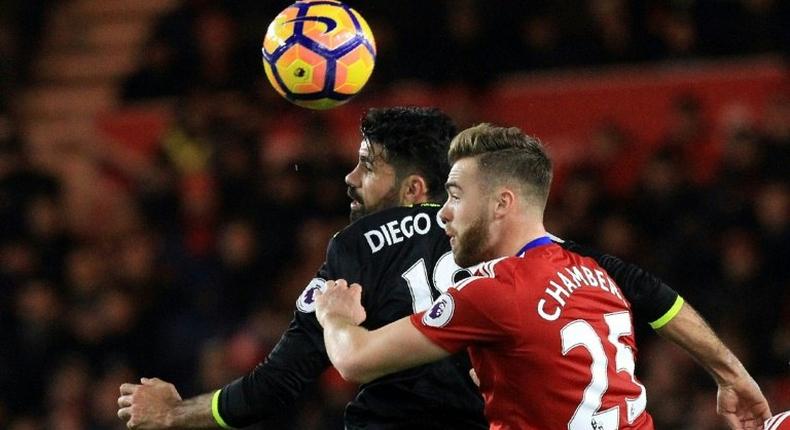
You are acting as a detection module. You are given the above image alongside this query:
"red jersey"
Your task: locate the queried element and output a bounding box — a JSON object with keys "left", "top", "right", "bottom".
{"left": 411, "top": 239, "right": 654, "bottom": 430}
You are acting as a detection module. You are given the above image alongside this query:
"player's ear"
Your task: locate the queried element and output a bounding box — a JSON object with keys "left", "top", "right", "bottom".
{"left": 493, "top": 187, "right": 515, "bottom": 218}
{"left": 400, "top": 174, "right": 429, "bottom": 205}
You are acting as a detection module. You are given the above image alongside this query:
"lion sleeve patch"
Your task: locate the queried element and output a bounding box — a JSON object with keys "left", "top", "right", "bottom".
{"left": 296, "top": 278, "right": 327, "bottom": 313}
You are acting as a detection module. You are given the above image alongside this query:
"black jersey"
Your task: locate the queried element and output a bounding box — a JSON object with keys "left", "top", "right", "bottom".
{"left": 216, "top": 204, "right": 678, "bottom": 429}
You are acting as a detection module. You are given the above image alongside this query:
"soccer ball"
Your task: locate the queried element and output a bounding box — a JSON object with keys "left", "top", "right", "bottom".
{"left": 262, "top": 0, "right": 376, "bottom": 110}
{"left": 766, "top": 411, "right": 790, "bottom": 430}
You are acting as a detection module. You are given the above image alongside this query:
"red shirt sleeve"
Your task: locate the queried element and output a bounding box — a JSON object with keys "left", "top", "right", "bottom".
{"left": 410, "top": 277, "right": 513, "bottom": 353}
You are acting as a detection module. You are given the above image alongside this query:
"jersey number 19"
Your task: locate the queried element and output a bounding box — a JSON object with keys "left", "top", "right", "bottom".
{"left": 402, "top": 251, "right": 464, "bottom": 312}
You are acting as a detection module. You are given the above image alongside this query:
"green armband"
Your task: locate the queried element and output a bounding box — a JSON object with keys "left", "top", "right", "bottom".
{"left": 212, "top": 390, "right": 234, "bottom": 429}
{"left": 649, "top": 296, "right": 685, "bottom": 330}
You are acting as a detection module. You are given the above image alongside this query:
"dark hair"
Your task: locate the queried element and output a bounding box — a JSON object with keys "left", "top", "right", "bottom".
{"left": 361, "top": 107, "right": 457, "bottom": 201}
{"left": 449, "top": 123, "right": 552, "bottom": 205}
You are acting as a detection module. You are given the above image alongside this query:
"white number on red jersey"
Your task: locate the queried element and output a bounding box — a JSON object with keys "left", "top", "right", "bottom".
{"left": 560, "top": 312, "right": 646, "bottom": 429}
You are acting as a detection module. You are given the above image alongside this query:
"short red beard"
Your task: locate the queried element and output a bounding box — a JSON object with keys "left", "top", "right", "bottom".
{"left": 453, "top": 211, "right": 493, "bottom": 268}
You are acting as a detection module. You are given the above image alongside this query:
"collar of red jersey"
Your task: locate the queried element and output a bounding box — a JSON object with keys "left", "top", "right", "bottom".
{"left": 516, "top": 236, "right": 553, "bottom": 257}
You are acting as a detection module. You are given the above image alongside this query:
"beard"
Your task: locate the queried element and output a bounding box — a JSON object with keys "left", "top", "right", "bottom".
{"left": 452, "top": 211, "right": 493, "bottom": 268}
{"left": 349, "top": 186, "right": 401, "bottom": 223}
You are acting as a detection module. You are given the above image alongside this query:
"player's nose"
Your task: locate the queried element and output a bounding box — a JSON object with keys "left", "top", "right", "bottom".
{"left": 438, "top": 202, "right": 452, "bottom": 224}
{"left": 345, "top": 164, "right": 362, "bottom": 187}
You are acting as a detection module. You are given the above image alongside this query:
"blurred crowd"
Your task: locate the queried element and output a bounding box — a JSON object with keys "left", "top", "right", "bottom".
{"left": 116, "top": 0, "right": 790, "bottom": 101}
{"left": 1, "top": 0, "right": 789, "bottom": 429}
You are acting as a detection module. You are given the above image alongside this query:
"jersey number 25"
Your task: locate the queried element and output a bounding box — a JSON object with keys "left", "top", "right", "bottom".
{"left": 561, "top": 312, "right": 647, "bottom": 429}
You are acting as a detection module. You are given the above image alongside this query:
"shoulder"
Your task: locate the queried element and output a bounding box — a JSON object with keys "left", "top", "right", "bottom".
{"left": 454, "top": 256, "right": 517, "bottom": 293}
{"left": 459, "top": 246, "right": 567, "bottom": 292}
{"left": 331, "top": 204, "right": 446, "bottom": 255}
{"left": 421, "top": 257, "right": 518, "bottom": 329}
{"left": 346, "top": 203, "right": 443, "bottom": 234}
{"left": 469, "top": 255, "right": 522, "bottom": 281}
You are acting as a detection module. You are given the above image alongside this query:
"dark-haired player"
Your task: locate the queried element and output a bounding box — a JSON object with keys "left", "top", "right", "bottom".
{"left": 119, "top": 107, "right": 488, "bottom": 429}
{"left": 119, "top": 109, "right": 768, "bottom": 430}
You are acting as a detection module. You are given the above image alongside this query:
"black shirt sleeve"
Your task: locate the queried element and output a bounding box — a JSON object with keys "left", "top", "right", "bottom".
{"left": 216, "top": 236, "right": 359, "bottom": 427}
{"left": 559, "top": 239, "right": 680, "bottom": 325}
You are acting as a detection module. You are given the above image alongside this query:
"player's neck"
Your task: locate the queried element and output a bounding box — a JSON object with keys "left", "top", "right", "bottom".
{"left": 497, "top": 220, "right": 547, "bottom": 258}
{"left": 401, "top": 195, "right": 430, "bottom": 206}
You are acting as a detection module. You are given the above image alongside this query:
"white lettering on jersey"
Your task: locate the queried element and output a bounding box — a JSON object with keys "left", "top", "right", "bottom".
{"left": 414, "top": 213, "right": 431, "bottom": 234}
{"left": 363, "top": 213, "right": 433, "bottom": 253}
{"left": 537, "top": 265, "right": 626, "bottom": 321}
{"left": 386, "top": 220, "right": 402, "bottom": 243}
{"left": 364, "top": 230, "right": 386, "bottom": 253}
{"left": 296, "top": 278, "right": 327, "bottom": 313}
{"left": 400, "top": 216, "right": 414, "bottom": 238}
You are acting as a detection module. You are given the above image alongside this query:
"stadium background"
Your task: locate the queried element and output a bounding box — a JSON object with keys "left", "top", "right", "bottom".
{"left": 0, "top": 0, "right": 788, "bottom": 428}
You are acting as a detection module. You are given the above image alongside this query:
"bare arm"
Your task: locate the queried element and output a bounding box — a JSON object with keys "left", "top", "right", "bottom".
{"left": 168, "top": 392, "right": 220, "bottom": 429}
{"left": 118, "top": 378, "right": 222, "bottom": 429}
{"left": 656, "top": 303, "right": 772, "bottom": 430}
{"left": 117, "top": 311, "right": 333, "bottom": 429}
{"left": 315, "top": 279, "right": 450, "bottom": 383}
